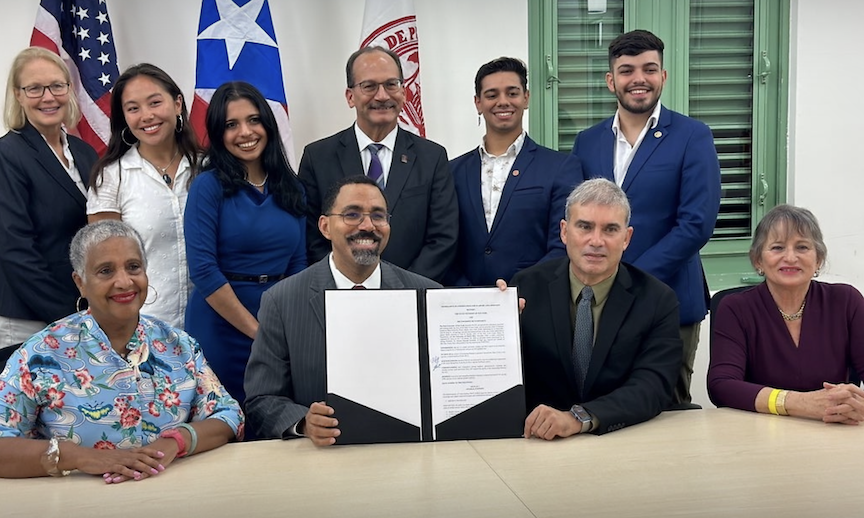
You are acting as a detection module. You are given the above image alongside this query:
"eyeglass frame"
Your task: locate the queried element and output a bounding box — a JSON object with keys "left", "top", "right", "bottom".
{"left": 349, "top": 78, "right": 403, "bottom": 96}
{"left": 325, "top": 211, "right": 392, "bottom": 227}
{"left": 19, "top": 82, "right": 71, "bottom": 99}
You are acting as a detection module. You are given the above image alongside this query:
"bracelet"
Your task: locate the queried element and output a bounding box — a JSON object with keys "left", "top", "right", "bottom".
{"left": 159, "top": 428, "right": 188, "bottom": 457}
{"left": 177, "top": 423, "right": 198, "bottom": 456}
{"left": 776, "top": 390, "right": 789, "bottom": 416}
{"left": 767, "top": 388, "right": 781, "bottom": 415}
{"left": 40, "top": 437, "right": 71, "bottom": 477}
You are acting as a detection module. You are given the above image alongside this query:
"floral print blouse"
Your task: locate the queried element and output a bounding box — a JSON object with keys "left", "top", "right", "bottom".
{"left": 0, "top": 311, "right": 244, "bottom": 448}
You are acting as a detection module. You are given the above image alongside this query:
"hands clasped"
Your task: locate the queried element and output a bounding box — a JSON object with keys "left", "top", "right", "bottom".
{"left": 73, "top": 440, "right": 178, "bottom": 484}
{"left": 816, "top": 382, "right": 864, "bottom": 425}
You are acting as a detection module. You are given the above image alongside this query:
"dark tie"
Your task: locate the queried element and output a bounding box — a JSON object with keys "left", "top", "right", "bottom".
{"left": 572, "top": 285, "right": 594, "bottom": 396}
{"left": 366, "top": 143, "right": 384, "bottom": 186}
{"left": 352, "top": 285, "right": 366, "bottom": 289}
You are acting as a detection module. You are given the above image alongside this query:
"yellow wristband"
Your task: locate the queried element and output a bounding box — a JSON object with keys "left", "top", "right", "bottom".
{"left": 776, "top": 390, "right": 788, "bottom": 416}
{"left": 767, "top": 388, "right": 781, "bottom": 415}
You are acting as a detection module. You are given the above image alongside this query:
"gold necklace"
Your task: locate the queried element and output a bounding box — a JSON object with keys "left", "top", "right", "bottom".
{"left": 778, "top": 299, "right": 806, "bottom": 321}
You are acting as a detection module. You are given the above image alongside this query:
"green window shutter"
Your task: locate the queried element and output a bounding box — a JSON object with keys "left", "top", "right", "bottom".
{"left": 689, "top": 0, "right": 754, "bottom": 239}
{"left": 554, "top": 0, "right": 624, "bottom": 152}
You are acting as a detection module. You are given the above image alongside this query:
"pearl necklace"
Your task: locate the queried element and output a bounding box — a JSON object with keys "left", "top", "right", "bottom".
{"left": 247, "top": 173, "right": 268, "bottom": 188}
{"left": 778, "top": 299, "right": 806, "bottom": 321}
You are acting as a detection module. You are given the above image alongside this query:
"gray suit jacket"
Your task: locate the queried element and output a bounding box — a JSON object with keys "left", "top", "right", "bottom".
{"left": 244, "top": 257, "right": 441, "bottom": 439}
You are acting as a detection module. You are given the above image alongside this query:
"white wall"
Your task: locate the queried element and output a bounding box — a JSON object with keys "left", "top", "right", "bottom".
{"left": 1, "top": 0, "right": 859, "bottom": 410}
{"left": 0, "top": 0, "right": 527, "bottom": 159}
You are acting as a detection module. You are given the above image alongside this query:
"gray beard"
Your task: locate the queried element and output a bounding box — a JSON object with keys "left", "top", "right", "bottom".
{"left": 352, "top": 249, "right": 380, "bottom": 266}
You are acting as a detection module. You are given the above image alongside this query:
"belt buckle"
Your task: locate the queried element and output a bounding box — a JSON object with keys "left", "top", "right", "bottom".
{"left": 258, "top": 275, "right": 268, "bottom": 284}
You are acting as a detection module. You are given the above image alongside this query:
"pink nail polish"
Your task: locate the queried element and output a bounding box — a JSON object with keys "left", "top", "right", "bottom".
{"left": 150, "top": 468, "right": 159, "bottom": 475}
{"left": 158, "top": 464, "right": 165, "bottom": 471}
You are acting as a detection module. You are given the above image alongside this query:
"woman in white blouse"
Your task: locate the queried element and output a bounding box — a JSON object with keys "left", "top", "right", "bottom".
{"left": 87, "top": 64, "right": 200, "bottom": 328}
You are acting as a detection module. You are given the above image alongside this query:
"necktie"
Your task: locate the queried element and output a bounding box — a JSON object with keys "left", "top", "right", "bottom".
{"left": 352, "top": 285, "right": 366, "bottom": 289}
{"left": 366, "top": 143, "right": 384, "bottom": 186}
{"left": 572, "top": 285, "right": 594, "bottom": 396}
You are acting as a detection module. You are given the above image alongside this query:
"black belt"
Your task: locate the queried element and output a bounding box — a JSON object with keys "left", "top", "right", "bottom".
{"left": 224, "top": 272, "right": 287, "bottom": 284}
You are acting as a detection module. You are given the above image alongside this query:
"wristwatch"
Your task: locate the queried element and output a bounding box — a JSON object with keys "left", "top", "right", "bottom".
{"left": 570, "top": 405, "right": 593, "bottom": 434}
{"left": 40, "top": 437, "right": 71, "bottom": 477}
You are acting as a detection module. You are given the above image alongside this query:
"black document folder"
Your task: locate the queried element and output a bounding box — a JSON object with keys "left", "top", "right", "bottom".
{"left": 325, "top": 288, "right": 525, "bottom": 445}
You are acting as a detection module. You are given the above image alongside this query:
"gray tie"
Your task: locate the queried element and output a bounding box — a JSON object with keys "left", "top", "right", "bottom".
{"left": 572, "top": 285, "right": 594, "bottom": 395}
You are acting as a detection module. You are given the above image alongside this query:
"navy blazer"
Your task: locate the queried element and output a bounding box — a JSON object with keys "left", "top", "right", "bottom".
{"left": 447, "top": 136, "right": 580, "bottom": 286}
{"left": 564, "top": 106, "right": 721, "bottom": 325}
{"left": 512, "top": 258, "right": 681, "bottom": 434}
{"left": 0, "top": 122, "right": 97, "bottom": 323}
{"left": 298, "top": 126, "right": 458, "bottom": 283}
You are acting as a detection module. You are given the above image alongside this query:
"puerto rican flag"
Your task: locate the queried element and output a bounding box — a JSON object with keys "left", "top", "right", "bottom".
{"left": 360, "top": 0, "right": 425, "bottom": 137}
{"left": 190, "top": 0, "right": 296, "bottom": 168}
{"left": 30, "top": 0, "right": 120, "bottom": 156}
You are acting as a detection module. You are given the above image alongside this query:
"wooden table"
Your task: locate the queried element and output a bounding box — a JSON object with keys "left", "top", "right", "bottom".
{"left": 3, "top": 409, "right": 861, "bottom": 517}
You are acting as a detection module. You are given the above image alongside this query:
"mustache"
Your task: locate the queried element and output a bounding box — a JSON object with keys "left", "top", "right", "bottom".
{"left": 347, "top": 231, "right": 381, "bottom": 243}
{"left": 368, "top": 101, "right": 398, "bottom": 110}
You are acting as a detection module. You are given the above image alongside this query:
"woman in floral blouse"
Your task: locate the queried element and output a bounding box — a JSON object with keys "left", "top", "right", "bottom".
{"left": 0, "top": 220, "right": 243, "bottom": 482}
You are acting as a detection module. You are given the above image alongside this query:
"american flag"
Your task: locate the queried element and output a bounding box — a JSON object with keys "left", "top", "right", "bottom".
{"left": 30, "top": 0, "right": 119, "bottom": 156}
{"left": 190, "top": 0, "right": 296, "bottom": 168}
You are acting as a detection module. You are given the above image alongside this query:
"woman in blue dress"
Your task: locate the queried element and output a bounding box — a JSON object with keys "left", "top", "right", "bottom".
{"left": 184, "top": 82, "right": 306, "bottom": 414}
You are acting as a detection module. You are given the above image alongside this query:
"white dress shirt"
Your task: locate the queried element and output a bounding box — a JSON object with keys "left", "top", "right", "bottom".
{"left": 611, "top": 102, "right": 662, "bottom": 186}
{"left": 328, "top": 253, "right": 382, "bottom": 289}
{"left": 354, "top": 124, "right": 398, "bottom": 187}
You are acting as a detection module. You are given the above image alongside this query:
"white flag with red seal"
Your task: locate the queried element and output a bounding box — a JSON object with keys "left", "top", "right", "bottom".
{"left": 360, "top": 0, "right": 425, "bottom": 137}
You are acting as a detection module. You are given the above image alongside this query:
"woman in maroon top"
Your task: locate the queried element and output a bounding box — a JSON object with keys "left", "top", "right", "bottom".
{"left": 708, "top": 205, "right": 864, "bottom": 423}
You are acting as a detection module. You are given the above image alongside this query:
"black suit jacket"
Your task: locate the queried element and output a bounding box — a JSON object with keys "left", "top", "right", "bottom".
{"left": 512, "top": 258, "right": 682, "bottom": 434}
{"left": 298, "top": 126, "right": 458, "bottom": 282}
{"left": 0, "top": 122, "right": 97, "bottom": 322}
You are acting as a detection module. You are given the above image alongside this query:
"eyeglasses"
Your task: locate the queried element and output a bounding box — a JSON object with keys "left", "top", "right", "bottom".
{"left": 20, "top": 82, "right": 70, "bottom": 99}
{"left": 350, "top": 79, "right": 403, "bottom": 96}
{"left": 326, "top": 211, "right": 391, "bottom": 227}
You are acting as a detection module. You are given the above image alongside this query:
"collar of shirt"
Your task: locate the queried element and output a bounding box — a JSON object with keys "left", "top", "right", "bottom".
{"left": 355, "top": 123, "right": 398, "bottom": 184}
{"left": 121, "top": 145, "right": 193, "bottom": 189}
{"left": 40, "top": 130, "right": 85, "bottom": 196}
{"left": 328, "top": 252, "right": 382, "bottom": 289}
{"left": 568, "top": 265, "right": 618, "bottom": 308}
{"left": 611, "top": 102, "right": 662, "bottom": 137}
{"left": 479, "top": 130, "right": 526, "bottom": 160}
{"left": 610, "top": 102, "right": 662, "bottom": 185}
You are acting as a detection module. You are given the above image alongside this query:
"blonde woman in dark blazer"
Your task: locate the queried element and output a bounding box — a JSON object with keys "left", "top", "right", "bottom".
{"left": 0, "top": 47, "right": 97, "bottom": 365}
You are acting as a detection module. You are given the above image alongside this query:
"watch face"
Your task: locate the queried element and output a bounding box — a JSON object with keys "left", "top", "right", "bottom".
{"left": 570, "top": 405, "right": 591, "bottom": 422}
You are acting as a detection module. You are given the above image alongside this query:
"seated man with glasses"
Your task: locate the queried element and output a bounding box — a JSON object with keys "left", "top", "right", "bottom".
{"left": 244, "top": 175, "right": 440, "bottom": 445}
{"left": 298, "top": 45, "right": 458, "bottom": 284}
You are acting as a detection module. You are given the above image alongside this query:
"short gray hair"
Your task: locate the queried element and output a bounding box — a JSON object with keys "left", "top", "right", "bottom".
{"left": 70, "top": 220, "right": 147, "bottom": 279}
{"left": 749, "top": 204, "right": 827, "bottom": 268}
{"left": 564, "top": 178, "right": 631, "bottom": 224}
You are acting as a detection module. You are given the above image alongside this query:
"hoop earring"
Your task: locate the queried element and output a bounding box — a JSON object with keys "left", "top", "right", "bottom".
{"left": 175, "top": 115, "right": 183, "bottom": 133}
{"left": 76, "top": 297, "right": 87, "bottom": 312}
{"left": 121, "top": 127, "right": 136, "bottom": 146}
{"left": 144, "top": 285, "right": 159, "bottom": 305}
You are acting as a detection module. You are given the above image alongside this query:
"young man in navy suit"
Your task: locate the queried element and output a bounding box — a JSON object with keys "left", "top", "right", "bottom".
{"left": 563, "top": 30, "right": 721, "bottom": 405}
{"left": 447, "top": 57, "right": 580, "bottom": 286}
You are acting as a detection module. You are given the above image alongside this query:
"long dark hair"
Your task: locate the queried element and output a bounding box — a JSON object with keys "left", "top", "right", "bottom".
{"left": 91, "top": 63, "right": 200, "bottom": 191}
{"left": 195, "top": 81, "right": 304, "bottom": 216}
